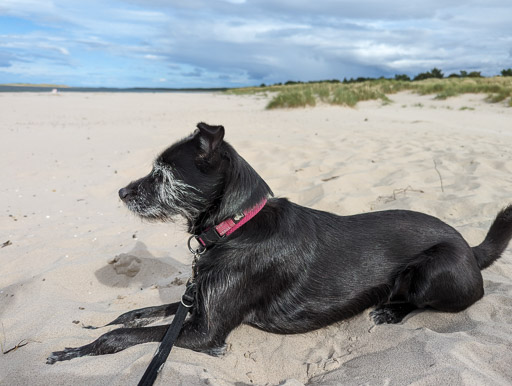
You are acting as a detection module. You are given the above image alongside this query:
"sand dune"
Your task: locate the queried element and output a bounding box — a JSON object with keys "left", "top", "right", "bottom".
{"left": 1, "top": 91, "right": 511, "bottom": 385}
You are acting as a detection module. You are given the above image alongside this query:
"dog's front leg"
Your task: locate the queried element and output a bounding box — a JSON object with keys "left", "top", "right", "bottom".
{"left": 107, "top": 302, "right": 180, "bottom": 328}
{"left": 82, "top": 302, "right": 180, "bottom": 329}
{"left": 173, "top": 316, "right": 231, "bottom": 356}
{"left": 47, "top": 324, "right": 169, "bottom": 364}
{"left": 47, "top": 312, "right": 232, "bottom": 363}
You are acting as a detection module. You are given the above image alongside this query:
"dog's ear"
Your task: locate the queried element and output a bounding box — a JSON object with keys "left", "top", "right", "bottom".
{"left": 196, "top": 122, "right": 225, "bottom": 157}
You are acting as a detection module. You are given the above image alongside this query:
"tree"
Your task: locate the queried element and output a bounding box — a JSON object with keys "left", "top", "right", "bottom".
{"left": 413, "top": 68, "right": 444, "bottom": 81}
{"left": 501, "top": 68, "right": 512, "bottom": 77}
{"left": 430, "top": 68, "right": 444, "bottom": 79}
{"left": 395, "top": 74, "right": 411, "bottom": 81}
{"left": 413, "top": 71, "right": 432, "bottom": 81}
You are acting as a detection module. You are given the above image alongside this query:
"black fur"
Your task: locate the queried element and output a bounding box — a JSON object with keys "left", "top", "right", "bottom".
{"left": 47, "top": 123, "right": 512, "bottom": 364}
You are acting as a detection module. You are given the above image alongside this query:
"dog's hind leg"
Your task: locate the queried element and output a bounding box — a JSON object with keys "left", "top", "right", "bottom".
{"left": 83, "top": 302, "right": 180, "bottom": 329}
{"left": 408, "top": 243, "right": 484, "bottom": 313}
{"left": 370, "top": 266, "right": 418, "bottom": 325}
{"left": 371, "top": 241, "right": 485, "bottom": 324}
{"left": 371, "top": 243, "right": 484, "bottom": 326}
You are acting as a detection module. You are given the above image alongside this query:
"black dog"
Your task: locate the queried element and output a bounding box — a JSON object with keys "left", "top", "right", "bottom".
{"left": 48, "top": 122, "right": 512, "bottom": 364}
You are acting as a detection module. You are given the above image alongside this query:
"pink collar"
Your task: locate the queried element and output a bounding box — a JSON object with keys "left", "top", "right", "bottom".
{"left": 195, "top": 198, "right": 268, "bottom": 249}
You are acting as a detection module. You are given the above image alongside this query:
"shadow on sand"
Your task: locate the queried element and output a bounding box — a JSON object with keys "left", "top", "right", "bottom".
{"left": 94, "top": 241, "right": 190, "bottom": 302}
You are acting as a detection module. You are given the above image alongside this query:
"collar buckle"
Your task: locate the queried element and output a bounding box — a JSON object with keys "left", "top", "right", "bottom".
{"left": 193, "top": 198, "right": 268, "bottom": 250}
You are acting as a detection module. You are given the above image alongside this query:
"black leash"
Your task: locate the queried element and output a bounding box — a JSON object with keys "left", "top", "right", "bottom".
{"left": 137, "top": 283, "right": 196, "bottom": 386}
{"left": 138, "top": 236, "right": 204, "bottom": 386}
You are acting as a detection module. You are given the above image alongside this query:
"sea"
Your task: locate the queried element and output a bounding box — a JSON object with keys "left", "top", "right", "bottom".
{"left": 0, "top": 86, "right": 227, "bottom": 93}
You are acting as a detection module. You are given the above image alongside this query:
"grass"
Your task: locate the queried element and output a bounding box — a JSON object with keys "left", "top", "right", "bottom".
{"left": 266, "top": 88, "right": 316, "bottom": 108}
{"left": 226, "top": 77, "right": 512, "bottom": 109}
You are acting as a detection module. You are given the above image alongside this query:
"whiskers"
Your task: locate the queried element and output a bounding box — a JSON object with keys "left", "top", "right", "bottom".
{"left": 123, "top": 162, "right": 205, "bottom": 223}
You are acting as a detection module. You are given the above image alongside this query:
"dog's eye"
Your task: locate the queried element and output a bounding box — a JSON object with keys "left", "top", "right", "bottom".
{"left": 151, "top": 168, "right": 164, "bottom": 181}
{"left": 152, "top": 164, "right": 175, "bottom": 183}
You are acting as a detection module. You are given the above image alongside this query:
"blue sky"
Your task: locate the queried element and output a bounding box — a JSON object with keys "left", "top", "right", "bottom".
{"left": 0, "top": 0, "right": 511, "bottom": 88}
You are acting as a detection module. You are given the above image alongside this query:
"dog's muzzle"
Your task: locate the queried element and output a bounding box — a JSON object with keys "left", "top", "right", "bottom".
{"left": 119, "top": 187, "right": 135, "bottom": 201}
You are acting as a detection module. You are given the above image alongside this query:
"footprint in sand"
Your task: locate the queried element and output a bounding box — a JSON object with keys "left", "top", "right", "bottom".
{"left": 108, "top": 254, "right": 142, "bottom": 277}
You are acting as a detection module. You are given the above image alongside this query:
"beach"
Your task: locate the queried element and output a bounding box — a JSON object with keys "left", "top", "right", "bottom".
{"left": 1, "top": 91, "right": 512, "bottom": 385}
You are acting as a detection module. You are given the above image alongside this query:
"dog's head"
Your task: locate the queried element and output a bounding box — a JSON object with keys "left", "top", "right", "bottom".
{"left": 119, "top": 123, "right": 273, "bottom": 231}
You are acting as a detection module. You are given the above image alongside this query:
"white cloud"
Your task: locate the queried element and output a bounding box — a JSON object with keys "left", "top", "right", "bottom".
{"left": 1, "top": 0, "right": 511, "bottom": 86}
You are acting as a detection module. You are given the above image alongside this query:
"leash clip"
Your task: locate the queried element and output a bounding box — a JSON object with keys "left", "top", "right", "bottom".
{"left": 187, "top": 235, "right": 207, "bottom": 255}
{"left": 187, "top": 236, "right": 206, "bottom": 283}
{"left": 180, "top": 283, "right": 196, "bottom": 308}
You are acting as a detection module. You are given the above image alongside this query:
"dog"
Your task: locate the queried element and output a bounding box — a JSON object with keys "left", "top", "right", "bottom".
{"left": 47, "top": 122, "right": 512, "bottom": 364}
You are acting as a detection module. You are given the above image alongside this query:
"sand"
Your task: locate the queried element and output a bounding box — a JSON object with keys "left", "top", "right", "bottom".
{"left": 1, "top": 91, "right": 512, "bottom": 385}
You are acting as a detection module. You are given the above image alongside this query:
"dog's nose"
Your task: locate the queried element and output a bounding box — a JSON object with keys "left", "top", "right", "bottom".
{"left": 118, "top": 187, "right": 132, "bottom": 201}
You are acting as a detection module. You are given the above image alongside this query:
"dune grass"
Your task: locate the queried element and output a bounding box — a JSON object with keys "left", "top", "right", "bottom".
{"left": 226, "top": 77, "right": 512, "bottom": 109}
{"left": 266, "top": 87, "right": 316, "bottom": 108}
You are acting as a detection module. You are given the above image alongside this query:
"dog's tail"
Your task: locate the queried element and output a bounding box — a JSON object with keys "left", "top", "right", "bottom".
{"left": 472, "top": 205, "right": 512, "bottom": 270}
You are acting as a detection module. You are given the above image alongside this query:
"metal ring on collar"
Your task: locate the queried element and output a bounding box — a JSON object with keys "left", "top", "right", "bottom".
{"left": 187, "top": 235, "right": 207, "bottom": 255}
{"left": 181, "top": 294, "right": 194, "bottom": 308}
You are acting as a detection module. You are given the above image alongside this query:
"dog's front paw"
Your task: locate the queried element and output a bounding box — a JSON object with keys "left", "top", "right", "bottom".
{"left": 201, "top": 343, "right": 228, "bottom": 357}
{"left": 46, "top": 347, "right": 86, "bottom": 364}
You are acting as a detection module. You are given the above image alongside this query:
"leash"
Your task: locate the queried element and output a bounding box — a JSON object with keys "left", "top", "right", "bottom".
{"left": 138, "top": 236, "right": 204, "bottom": 386}
{"left": 137, "top": 282, "right": 196, "bottom": 386}
{"left": 137, "top": 198, "right": 267, "bottom": 385}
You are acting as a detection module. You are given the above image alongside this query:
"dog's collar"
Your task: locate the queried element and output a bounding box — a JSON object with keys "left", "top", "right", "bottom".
{"left": 191, "top": 198, "right": 268, "bottom": 250}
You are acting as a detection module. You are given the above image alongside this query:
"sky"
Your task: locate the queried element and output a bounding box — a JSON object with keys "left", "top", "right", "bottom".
{"left": 0, "top": 0, "right": 511, "bottom": 88}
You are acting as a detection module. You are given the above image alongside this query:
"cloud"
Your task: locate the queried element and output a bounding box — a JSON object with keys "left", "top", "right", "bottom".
{"left": 182, "top": 68, "right": 203, "bottom": 77}
{"left": 1, "top": 0, "right": 511, "bottom": 87}
{"left": 131, "top": 0, "right": 511, "bottom": 83}
{"left": 0, "top": 51, "right": 17, "bottom": 67}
